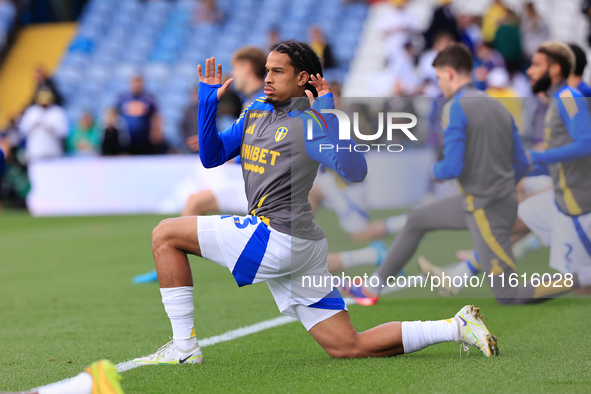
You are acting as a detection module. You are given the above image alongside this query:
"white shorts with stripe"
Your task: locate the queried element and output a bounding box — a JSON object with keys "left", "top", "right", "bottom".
{"left": 197, "top": 215, "right": 346, "bottom": 330}
{"left": 518, "top": 189, "right": 591, "bottom": 273}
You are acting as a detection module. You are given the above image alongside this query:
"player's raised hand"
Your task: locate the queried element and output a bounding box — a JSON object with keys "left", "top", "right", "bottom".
{"left": 198, "top": 57, "right": 234, "bottom": 101}
{"left": 304, "top": 74, "right": 332, "bottom": 106}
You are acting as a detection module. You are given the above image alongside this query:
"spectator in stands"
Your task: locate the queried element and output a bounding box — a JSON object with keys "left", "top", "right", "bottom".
{"left": 19, "top": 88, "right": 68, "bottom": 163}
{"left": 309, "top": 25, "right": 336, "bottom": 69}
{"left": 195, "top": 0, "right": 223, "bottom": 25}
{"left": 389, "top": 41, "right": 419, "bottom": 96}
{"left": 30, "top": 65, "right": 64, "bottom": 107}
{"left": 378, "top": 0, "right": 421, "bottom": 68}
{"left": 0, "top": 144, "right": 6, "bottom": 184}
{"left": 486, "top": 67, "right": 523, "bottom": 129}
{"left": 267, "top": 27, "right": 280, "bottom": 50}
{"left": 418, "top": 31, "right": 454, "bottom": 96}
{"left": 472, "top": 42, "right": 506, "bottom": 90}
{"left": 456, "top": 14, "right": 482, "bottom": 54}
{"left": 101, "top": 108, "right": 127, "bottom": 156}
{"left": 481, "top": 0, "right": 508, "bottom": 43}
{"left": 510, "top": 68, "right": 533, "bottom": 98}
{"left": 67, "top": 111, "right": 101, "bottom": 156}
{"left": 330, "top": 80, "right": 342, "bottom": 109}
{"left": 475, "top": 42, "right": 506, "bottom": 70}
{"left": 181, "top": 87, "right": 199, "bottom": 153}
{"left": 521, "top": 2, "right": 549, "bottom": 60}
{"left": 568, "top": 44, "right": 591, "bottom": 97}
{"left": 0, "top": 114, "right": 29, "bottom": 209}
{"left": 423, "top": 0, "right": 459, "bottom": 49}
{"left": 116, "top": 75, "right": 163, "bottom": 155}
{"left": 0, "top": 114, "right": 22, "bottom": 155}
{"left": 493, "top": 9, "right": 522, "bottom": 73}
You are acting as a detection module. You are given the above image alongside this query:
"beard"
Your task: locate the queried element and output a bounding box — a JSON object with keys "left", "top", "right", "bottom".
{"left": 264, "top": 96, "right": 279, "bottom": 105}
{"left": 531, "top": 71, "right": 552, "bottom": 94}
{"left": 264, "top": 86, "right": 280, "bottom": 105}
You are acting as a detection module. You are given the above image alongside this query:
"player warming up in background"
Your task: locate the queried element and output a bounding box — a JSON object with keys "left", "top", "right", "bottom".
{"left": 132, "top": 41, "right": 499, "bottom": 365}
{"left": 344, "top": 43, "right": 589, "bottom": 306}
{"left": 419, "top": 41, "right": 591, "bottom": 297}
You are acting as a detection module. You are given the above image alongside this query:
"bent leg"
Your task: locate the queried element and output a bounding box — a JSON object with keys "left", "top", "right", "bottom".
{"left": 152, "top": 217, "right": 202, "bottom": 288}
{"left": 511, "top": 216, "right": 531, "bottom": 244}
{"left": 309, "top": 311, "right": 405, "bottom": 358}
{"left": 308, "top": 309, "right": 459, "bottom": 358}
{"left": 151, "top": 216, "right": 204, "bottom": 348}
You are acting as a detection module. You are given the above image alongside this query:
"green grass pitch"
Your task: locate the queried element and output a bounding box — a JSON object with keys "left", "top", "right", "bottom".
{"left": 1, "top": 209, "right": 590, "bottom": 393}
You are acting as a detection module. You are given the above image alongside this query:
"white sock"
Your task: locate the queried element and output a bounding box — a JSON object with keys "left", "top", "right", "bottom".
{"left": 38, "top": 371, "right": 93, "bottom": 394}
{"left": 401, "top": 319, "right": 458, "bottom": 354}
{"left": 384, "top": 214, "right": 407, "bottom": 235}
{"left": 577, "top": 267, "right": 591, "bottom": 287}
{"left": 161, "top": 287, "right": 197, "bottom": 351}
{"left": 447, "top": 262, "right": 473, "bottom": 290}
{"left": 340, "top": 246, "right": 379, "bottom": 270}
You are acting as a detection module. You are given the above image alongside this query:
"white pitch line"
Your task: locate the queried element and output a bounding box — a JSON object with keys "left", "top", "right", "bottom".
{"left": 116, "top": 315, "right": 297, "bottom": 373}
{"left": 30, "top": 298, "right": 356, "bottom": 391}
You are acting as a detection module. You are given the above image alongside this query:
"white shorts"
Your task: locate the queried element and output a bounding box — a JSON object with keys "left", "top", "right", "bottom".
{"left": 518, "top": 189, "right": 591, "bottom": 273}
{"left": 197, "top": 215, "right": 346, "bottom": 330}
{"left": 208, "top": 165, "right": 248, "bottom": 214}
{"left": 521, "top": 175, "right": 552, "bottom": 198}
{"left": 315, "top": 171, "right": 369, "bottom": 234}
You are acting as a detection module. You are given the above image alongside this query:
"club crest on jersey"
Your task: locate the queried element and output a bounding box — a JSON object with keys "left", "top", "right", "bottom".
{"left": 275, "top": 127, "right": 288, "bottom": 142}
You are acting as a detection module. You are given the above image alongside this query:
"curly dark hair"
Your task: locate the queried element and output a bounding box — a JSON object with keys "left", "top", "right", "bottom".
{"left": 270, "top": 40, "right": 323, "bottom": 97}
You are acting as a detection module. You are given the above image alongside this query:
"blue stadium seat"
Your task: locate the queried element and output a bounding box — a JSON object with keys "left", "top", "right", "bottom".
{"left": 86, "top": 64, "right": 111, "bottom": 84}
{"left": 143, "top": 63, "right": 171, "bottom": 83}
{"left": 175, "top": 62, "right": 199, "bottom": 81}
